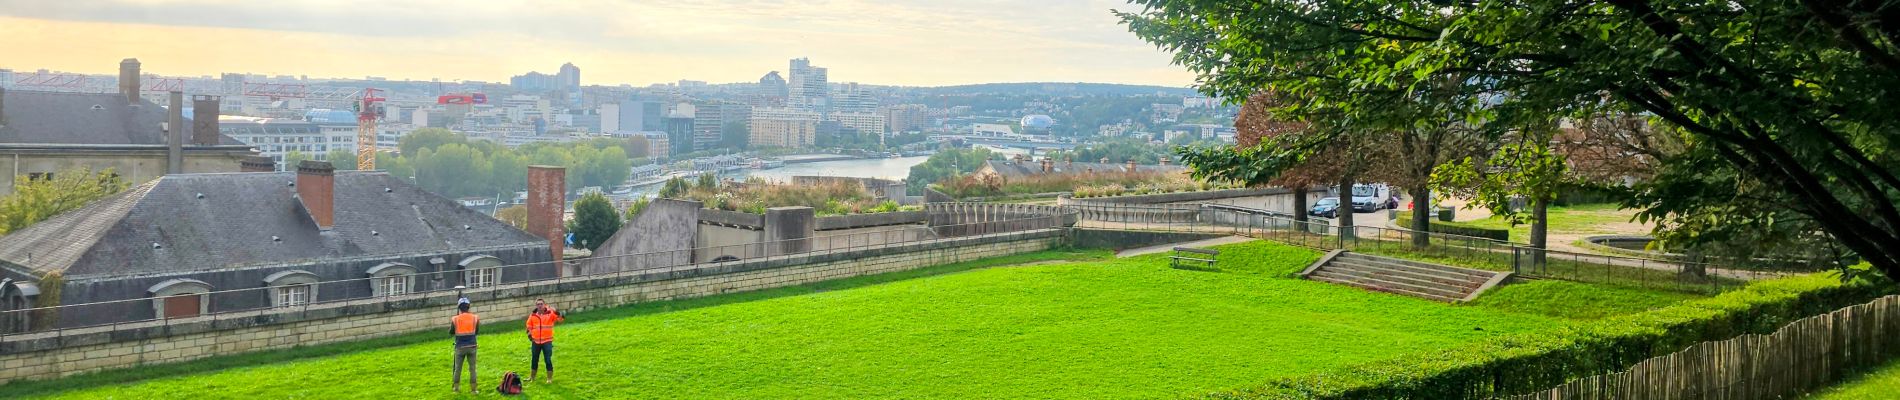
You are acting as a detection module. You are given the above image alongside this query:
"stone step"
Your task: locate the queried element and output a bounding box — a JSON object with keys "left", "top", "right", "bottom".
{"left": 1308, "top": 274, "right": 1463, "bottom": 302}
{"left": 1321, "top": 262, "right": 1484, "bottom": 291}
{"left": 1329, "top": 257, "right": 1493, "bottom": 284}
{"left": 1309, "top": 269, "right": 1471, "bottom": 299}
{"left": 1333, "top": 253, "right": 1497, "bottom": 280}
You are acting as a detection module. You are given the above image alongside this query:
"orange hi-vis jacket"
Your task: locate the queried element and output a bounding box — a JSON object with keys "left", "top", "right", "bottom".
{"left": 526, "top": 308, "right": 564, "bottom": 344}
{"left": 451, "top": 312, "right": 480, "bottom": 348}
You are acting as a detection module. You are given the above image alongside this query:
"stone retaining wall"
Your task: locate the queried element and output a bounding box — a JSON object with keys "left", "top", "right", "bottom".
{"left": 0, "top": 230, "right": 1063, "bottom": 384}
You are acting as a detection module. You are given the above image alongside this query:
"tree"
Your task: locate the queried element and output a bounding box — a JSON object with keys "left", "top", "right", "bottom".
{"left": 1434, "top": 127, "right": 1568, "bottom": 257}
{"left": 721, "top": 121, "right": 750, "bottom": 151}
{"left": 906, "top": 148, "right": 993, "bottom": 195}
{"left": 326, "top": 148, "right": 359, "bottom": 171}
{"left": 494, "top": 205, "right": 530, "bottom": 231}
{"left": 0, "top": 167, "right": 129, "bottom": 234}
{"left": 658, "top": 176, "right": 692, "bottom": 199}
{"left": 565, "top": 193, "right": 620, "bottom": 252}
{"left": 624, "top": 196, "right": 652, "bottom": 220}
{"left": 282, "top": 151, "right": 310, "bottom": 169}
{"left": 1120, "top": 0, "right": 1900, "bottom": 277}
{"left": 398, "top": 128, "right": 461, "bottom": 156}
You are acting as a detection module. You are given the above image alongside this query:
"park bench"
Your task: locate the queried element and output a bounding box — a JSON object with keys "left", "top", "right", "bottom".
{"left": 1168, "top": 247, "right": 1220, "bottom": 271}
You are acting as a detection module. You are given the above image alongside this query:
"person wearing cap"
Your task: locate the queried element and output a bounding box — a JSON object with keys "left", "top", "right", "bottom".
{"left": 450, "top": 297, "right": 480, "bottom": 393}
{"left": 524, "top": 298, "right": 565, "bottom": 383}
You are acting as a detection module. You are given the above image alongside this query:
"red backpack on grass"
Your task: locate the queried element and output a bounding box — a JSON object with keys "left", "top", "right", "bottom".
{"left": 498, "top": 371, "right": 524, "bottom": 395}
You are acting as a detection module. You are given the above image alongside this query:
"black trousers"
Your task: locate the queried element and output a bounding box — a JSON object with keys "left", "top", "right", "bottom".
{"left": 531, "top": 342, "right": 554, "bottom": 372}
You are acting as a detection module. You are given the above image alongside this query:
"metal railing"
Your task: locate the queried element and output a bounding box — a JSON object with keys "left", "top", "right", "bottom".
{"left": 1067, "top": 203, "right": 1819, "bottom": 293}
{"left": 0, "top": 215, "right": 1068, "bottom": 341}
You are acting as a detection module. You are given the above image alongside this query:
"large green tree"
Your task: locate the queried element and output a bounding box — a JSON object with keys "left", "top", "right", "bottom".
{"left": 1120, "top": 0, "right": 1900, "bottom": 276}
{"left": 0, "top": 167, "right": 129, "bottom": 234}
{"left": 905, "top": 148, "right": 993, "bottom": 195}
{"left": 566, "top": 192, "right": 621, "bottom": 252}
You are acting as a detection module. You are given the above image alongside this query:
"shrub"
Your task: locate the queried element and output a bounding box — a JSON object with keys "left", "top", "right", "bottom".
{"left": 1395, "top": 211, "right": 1510, "bottom": 241}
{"left": 1220, "top": 273, "right": 1892, "bottom": 399}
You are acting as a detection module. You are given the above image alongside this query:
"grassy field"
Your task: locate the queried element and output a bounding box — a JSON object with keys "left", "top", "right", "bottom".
{"left": 1402, "top": 203, "right": 1645, "bottom": 243}
{"left": 7, "top": 240, "right": 1687, "bottom": 399}
{"left": 1810, "top": 359, "right": 1900, "bottom": 399}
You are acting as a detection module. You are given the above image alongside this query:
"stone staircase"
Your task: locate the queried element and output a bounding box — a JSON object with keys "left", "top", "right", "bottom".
{"left": 1299, "top": 251, "right": 1511, "bottom": 302}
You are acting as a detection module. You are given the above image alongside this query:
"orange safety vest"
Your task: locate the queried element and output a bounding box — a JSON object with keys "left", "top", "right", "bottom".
{"left": 526, "top": 309, "right": 563, "bottom": 344}
{"left": 453, "top": 313, "right": 479, "bottom": 336}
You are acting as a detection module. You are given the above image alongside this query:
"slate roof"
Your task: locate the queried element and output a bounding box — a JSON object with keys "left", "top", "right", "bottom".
{"left": 979, "top": 159, "right": 1188, "bottom": 180}
{"left": 0, "top": 171, "right": 544, "bottom": 280}
{"left": 0, "top": 90, "right": 245, "bottom": 147}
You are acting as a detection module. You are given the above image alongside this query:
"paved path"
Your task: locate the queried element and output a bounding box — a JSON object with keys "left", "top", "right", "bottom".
{"left": 1115, "top": 235, "right": 1257, "bottom": 258}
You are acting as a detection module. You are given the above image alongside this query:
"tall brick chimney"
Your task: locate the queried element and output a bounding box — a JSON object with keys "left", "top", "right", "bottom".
{"left": 1041, "top": 157, "right": 1053, "bottom": 173}
{"left": 240, "top": 155, "right": 275, "bottom": 172}
{"left": 296, "top": 160, "right": 336, "bottom": 230}
{"left": 167, "top": 91, "right": 185, "bottom": 174}
{"left": 527, "top": 165, "right": 567, "bottom": 267}
{"left": 1126, "top": 160, "right": 1137, "bottom": 173}
{"left": 119, "top": 58, "right": 140, "bottom": 105}
{"left": 191, "top": 95, "right": 220, "bottom": 145}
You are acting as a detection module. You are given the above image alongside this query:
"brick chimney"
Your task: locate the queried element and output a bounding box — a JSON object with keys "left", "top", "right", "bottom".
{"left": 191, "top": 95, "right": 220, "bottom": 145}
{"left": 0, "top": 86, "right": 8, "bottom": 127}
{"left": 296, "top": 160, "right": 336, "bottom": 230}
{"left": 527, "top": 165, "right": 567, "bottom": 267}
{"left": 1041, "top": 157, "right": 1053, "bottom": 173}
{"left": 119, "top": 58, "right": 140, "bottom": 105}
{"left": 240, "top": 155, "right": 275, "bottom": 172}
{"left": 1126, "top": 160, "right": 1137, "bottom": 173}
{"left": 167, "top": 91, "right": 185, "bottom": 174}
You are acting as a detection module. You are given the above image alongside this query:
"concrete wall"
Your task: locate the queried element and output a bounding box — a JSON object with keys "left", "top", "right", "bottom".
{"left": 764, "top": 207, "right": 815, "bottom": 256}
{"left": 0, "top": 231, "right": 1061, "bottom": 384}
{"left": 695, "top": 224, "right": 765, "bottom": 263}
{"left": 810, "top": 225, "right": 936, "bottom": 251}
{"left": 1190, "top": 190, "right": 1331, "bottom": 216}
{"left": 813, "top": 211, "right": 924, "bottom": 231}
{"left": 580, "top": 198, "right": 700, "bottom": 275}
{"left": 1069, "top": 229, "right": 1229, "bottom": 251}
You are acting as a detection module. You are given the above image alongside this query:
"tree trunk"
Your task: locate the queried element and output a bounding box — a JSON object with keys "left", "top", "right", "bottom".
{"left": 1411, "top": 189, "right": 1431, "bottom": 249}
{"left": 1337, "top": 175, "right": 1355, "bottom": 241}
{"left": 1292, "top": 187, "right": 1309, "bottom": 225}
{"left": 1530, "top": 196, "right": 1549, "bottom": 267}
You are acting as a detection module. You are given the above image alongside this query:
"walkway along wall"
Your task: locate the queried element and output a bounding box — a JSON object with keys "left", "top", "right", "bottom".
{"left": 0, "top": 229, "right": 1064, "bottom": 384}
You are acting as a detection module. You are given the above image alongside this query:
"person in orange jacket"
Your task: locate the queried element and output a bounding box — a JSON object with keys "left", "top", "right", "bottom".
{"left": 450, "top": 298, "right": 480, "bottom": 394}
{"left": 525, "top": 298, "right": 565, "bottom": 383}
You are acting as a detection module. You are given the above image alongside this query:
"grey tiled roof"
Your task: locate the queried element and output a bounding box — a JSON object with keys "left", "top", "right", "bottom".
{"left": 0, "top": 90, "right": 244, "bottom": 146}
{"left": 0, "top": 171, "right": 543, "bottom": 279}
{"left": 980, "top": 159, "right": 1188, "bottom": 180}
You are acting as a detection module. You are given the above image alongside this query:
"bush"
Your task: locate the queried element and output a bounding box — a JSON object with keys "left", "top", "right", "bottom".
{"left": 1218, "top": 273, "right": 1892, "bottom": 399}
{"left": 1395, "top": 211, "right": 1510, "bottom": 241}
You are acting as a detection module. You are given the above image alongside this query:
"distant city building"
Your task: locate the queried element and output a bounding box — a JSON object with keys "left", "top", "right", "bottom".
{"left": 1183, "top": 96, "right": 1220, "bottom": 108}
{"left": 599, "top": 100, "right": 664, "bottom": 134}
{"left": 787, "top": 58, "right": 829, "bottom": 111}
{"left": 511, "top": 62, "right": 581, "bottom": 102}
{"left": 665, "top": 103, "right": 696, "bottom": 156}
{"left": 881, "top": 104, "right": 929, "bottom": 134}
{"left": 218, "top": 116, "right": 358, "bottom": 171}
{"left": 971, "top": 123, "right": 1015, "bottom": 137}
{"left": 828, "top": 111, "right": 886, "bottom": 137}
{"left": 641, "top": 131, "right": 671, "bottom": 160}
{"left": 558, "top": 62, "right": 581, "bottom": 91}
{"left": 677, "top": 79, "right": 707, "bottom": 87}
{"left": 831, "top": 82, "right": 877, "bottom": 114}
{"left": 1151, "top": 103, "right": 1185, "bottom": 123}
{"left": 755, "top": 71, "right": 788, "bottom": 107}
{"left": 1020, "top": 114, "right": 1056, "bottom": 131}
{"left": 749, "top": 107, "right": 821, "bottom": 148}
{"left": 692, "top": 100, "right": 750, "bottom": 150}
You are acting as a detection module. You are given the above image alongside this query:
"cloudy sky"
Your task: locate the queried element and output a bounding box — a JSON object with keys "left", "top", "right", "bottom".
{"left": 0, "top": 0, "right": 1194, "bottom": 87}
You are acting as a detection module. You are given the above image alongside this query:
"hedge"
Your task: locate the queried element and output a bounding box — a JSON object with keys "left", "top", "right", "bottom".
{"left": 1208, "top": 272, "right": 1893, "bottom": 399}
{"left": 1394, "top": 211, "right": 1510, "bottom": 242}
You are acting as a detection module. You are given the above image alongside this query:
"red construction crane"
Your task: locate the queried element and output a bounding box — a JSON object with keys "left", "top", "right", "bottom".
{"left": 353, "top": 88, "right": 386, "bottom": 170}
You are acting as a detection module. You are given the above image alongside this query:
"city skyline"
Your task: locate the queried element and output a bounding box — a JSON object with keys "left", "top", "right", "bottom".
{"left": 0, "top": 0, "right": 1195, "bottom": 87}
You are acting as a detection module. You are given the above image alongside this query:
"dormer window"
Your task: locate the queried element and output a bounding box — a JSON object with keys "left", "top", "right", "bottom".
{"left": 262, "top": 270, "right": 320, "bottom": 307}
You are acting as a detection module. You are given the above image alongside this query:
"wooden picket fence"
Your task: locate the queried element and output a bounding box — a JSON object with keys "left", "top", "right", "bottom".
{"left": 1506, "top": 295, "right": 1900, "bottom": 400}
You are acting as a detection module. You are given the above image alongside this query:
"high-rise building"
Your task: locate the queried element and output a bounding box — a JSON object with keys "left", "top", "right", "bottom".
{"left": 831, "top": 82, "right": 877, "bottom": 114}
{"left": 787, "top": 58, "right": 828, "bottom": 111}
{"left": 749, "top": 107, "right": 820, "bottom": 148}
{"left": 665, "top": 103, "right": 696, "bottom": 156}
{"left": 693, "top": 100, "right": 751, "bottom": 151}
{"left": 754, "top": 71, "right": 788, "bottom": 107}
{"left": 557, "top": 62, "right": 581, "bottom": 92}
{"left": 881, "top": 104, "right": 930, "bottom": 133}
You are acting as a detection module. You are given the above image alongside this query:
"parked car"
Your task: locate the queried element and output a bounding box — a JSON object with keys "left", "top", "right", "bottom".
{"left": 1309, "top": 197, "right": 1342, "bottom": 218}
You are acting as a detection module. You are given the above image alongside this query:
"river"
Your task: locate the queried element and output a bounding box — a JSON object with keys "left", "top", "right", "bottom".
{"left": 614, "top": 156, "right": 930, "bottom": 199}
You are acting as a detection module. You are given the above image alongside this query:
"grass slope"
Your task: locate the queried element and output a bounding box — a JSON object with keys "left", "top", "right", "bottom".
{"left": 18, "top": 241, "right": 1626, "bottom": 399}
{"left": 1811, "top": 358, "right": 1900, "bottom": 399}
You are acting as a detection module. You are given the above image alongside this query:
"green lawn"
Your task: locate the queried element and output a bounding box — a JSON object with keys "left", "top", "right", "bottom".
{"left": 1810, "top": 358, "right": 1900, "bottom": 399}
{"left": 10, "top": 240, "right": 1678, "bottom": 399}
{"left": 1403, "top": 203, "right": 1645, "bottom": 243}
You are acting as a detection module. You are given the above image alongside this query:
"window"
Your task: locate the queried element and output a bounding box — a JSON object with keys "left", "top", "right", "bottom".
{"left": 367, "top": 262, "right": 417, "bottom": 297}
{"left": 380, "top": 276, "right": 408, "bottom": 295}
{"left": 276, "top": 284, "right": 311, "bottom": 306}
{"left": 262, "top": 270, "right": 320, "bottom": 307}
{"left": 147, "top": 279, "right": 213, "bottom": 319}
{"left": 465, "top": 268, "right": 497, "bottom": 288}
{"left": 25, "top": 172, "right": 51, "bottom": 181}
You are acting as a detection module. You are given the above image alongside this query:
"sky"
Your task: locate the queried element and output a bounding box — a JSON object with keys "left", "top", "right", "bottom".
{"left": 0, "top": 0, "right": 1195, "bottom": 87}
